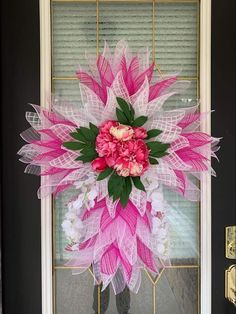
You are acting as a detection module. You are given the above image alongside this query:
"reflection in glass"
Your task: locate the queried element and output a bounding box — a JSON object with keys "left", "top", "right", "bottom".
{"left": 55, "top": 270, "right": 95, "bottom": 314}
{"left": 94, "top": 285, "right": 130, "bottom": 314}
{"left": 55, "top": 269, "right": 156, "bottom": 314}
{"left": 156, "top": 268, "right": 198, "bottom": 314}
{"left": 99, "top": 3, "right": 153, "bottom": 52}
{"left": 166, "top": 188, "right": 200, "bottom": 266}
{"left": 96, "top": 270, "right": 153, "bottom": 314}
{"left": 52, "top": 3, "right": 97, "bottom": 77}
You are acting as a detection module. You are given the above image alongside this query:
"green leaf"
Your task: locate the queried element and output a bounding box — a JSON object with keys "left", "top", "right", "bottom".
{"left": 150, "top": 151, "right": 169, "bottom": 158}
{"left": 132, "top": 176, "right": 145, "bottom": 192}
{"left": 149, "top": 157, "right": 159, "bottom": 165}
{"left": 70, "top": 132, "right": 87, "bottom": 143}
{"left": 146, "top": 129, "right": 162, "bottom": 139}
{"left": 120, "top": 177, "right": 132, "bottom": 208}
{"left": 63, "top": 141, "right": 84, "bottom": 151}
{"left": 130, "top": 105, "right": 135, "bottom": 121}
{"left": 131, "top": 115, "right": 148, "bottom": 127}
{"left": 112, "top": 179, "right": 125, "bottom": 201}
{"left": 147, "top": 141, "right": 170, "bottom": 153}
{"left": 108, "top": 173, "right": 124, "bottom": 197}
{"left": 97, "top": 168, "right": 113, "bottom": 181}
{"left": 89, "top": 122, "right": 99, "bottom": 136}
{"left": 116, "top": 108, "right": 129, "bottom": 125}
{"left": 116, "top": 97, "right": 131, "bottom": 121}
{"left": 80, "top": 147, "right": 97, "bottom": 156}
{"left": 112, "top": 191, "right": 122, "bottom": 202}
{"left": 75, "top": 155, "right": 96, "bottom": 163}
{"left": 79, "top": 127, "right": 96, "bottom": 141}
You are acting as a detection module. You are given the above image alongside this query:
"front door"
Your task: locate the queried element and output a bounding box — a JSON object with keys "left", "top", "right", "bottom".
{"left": 1, "top": 0, "right": 235, "bottom": 314}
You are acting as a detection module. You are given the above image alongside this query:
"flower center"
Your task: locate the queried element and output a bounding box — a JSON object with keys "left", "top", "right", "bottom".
{"left": 109, "top": 124, "right": 134, "bottom": 141}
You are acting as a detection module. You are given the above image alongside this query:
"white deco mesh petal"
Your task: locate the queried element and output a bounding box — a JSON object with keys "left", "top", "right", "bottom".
{"left": 49, "top": 151, "right": 80, "bottom": 169}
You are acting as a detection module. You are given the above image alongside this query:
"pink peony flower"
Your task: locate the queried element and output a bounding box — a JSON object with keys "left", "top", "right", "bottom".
{"left": 114, "top": 140, "right": 149, "bottom": 177}
{"left": 91, "top": 157, "right": 108, "bottom": 172}
{"left": 99, "top": 120, "right": 118, "bottom": 133}
{"left": 109, "top": 124, "right": 134, "bottom": 141}
{"left": 96, "top": 121, "right": 120, "bottom": 167}
{"left": 95, "top": 121, "right": 150, "bottom": 177}
{"left": 134, "top": 127, "right": 147, "bottom": 140}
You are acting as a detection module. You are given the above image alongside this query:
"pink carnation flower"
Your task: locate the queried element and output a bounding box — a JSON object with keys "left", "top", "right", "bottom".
{"left": 95, "top": 121, "right": 150, "bottom": 177}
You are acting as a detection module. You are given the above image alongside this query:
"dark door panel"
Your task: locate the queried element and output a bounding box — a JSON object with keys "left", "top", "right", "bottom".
{"left": 212, "top": 0, "right": 236, "bottom": 313}
{"left": 1, "top": 1, "right": 41, "bottom": 314}
{"left": 1, "top": 0, "right": 235, "bottom": 313}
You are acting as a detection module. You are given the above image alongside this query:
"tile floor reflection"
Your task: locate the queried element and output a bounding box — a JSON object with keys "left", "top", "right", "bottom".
{"left": 55, "top": 268, "right": 198, "bottom": 314}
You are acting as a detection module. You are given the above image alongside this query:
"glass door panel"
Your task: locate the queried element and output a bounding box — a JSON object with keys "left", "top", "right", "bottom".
{"left": 52, "top": 1, "right": 200, "bottom": 313}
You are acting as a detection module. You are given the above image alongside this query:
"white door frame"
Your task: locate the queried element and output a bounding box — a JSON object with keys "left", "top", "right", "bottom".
{"left": 39, "top": 0, "right": 212, "bottom": 313}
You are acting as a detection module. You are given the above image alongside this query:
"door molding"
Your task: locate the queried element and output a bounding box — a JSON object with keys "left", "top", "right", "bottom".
{"left": 40, "top": 1, "right": 212, "bottom": 313}
{"left": 40, "top": 0, "right": 53, "bottom": 313}
{"left": 200, "top": 1, "right": 212, "bottom": 313}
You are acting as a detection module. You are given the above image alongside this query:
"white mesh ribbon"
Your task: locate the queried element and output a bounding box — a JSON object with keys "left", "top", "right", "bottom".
{"left": 49, "top": 152, "right": 80, "bottom": 169}
{"left": 80, "top": 84, "right": 104, "bottom": 125}
{"left": 102, "top": 88, "right": 117, "bottom": 121}
{"left": 132, "top": 77, "right": 150, "bottom": 111}
{"left": 130, "top": 189, "right": 147, "bottom": 216}
{"left": 111, "top": 71, "right": 131, "bottom": 103}
{"left": 50, "top": 124, "right": 75, "bottom": 141}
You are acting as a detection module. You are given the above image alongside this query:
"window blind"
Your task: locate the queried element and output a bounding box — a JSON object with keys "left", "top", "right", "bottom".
{"left": 52, "top": 1, "right": 199, "bottom": 264}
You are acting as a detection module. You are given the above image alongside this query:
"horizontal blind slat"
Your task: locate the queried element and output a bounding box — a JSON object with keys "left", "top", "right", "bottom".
{"left": 52, "top": 1, "right": 199, "bottom": 263}
{"left": 52, "top": 2, "right": 198, "bottom": 77}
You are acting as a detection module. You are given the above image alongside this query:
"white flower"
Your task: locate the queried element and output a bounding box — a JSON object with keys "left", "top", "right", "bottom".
{"left": 150, "top": 190, "right": 164, "bottom": 202}
{"left": 152, "top": 217, "right": 166, "bottom": 235}
{"left": 62, "top": 172, "right": 100, "bottom": 243}
{"left": 151, "top": 200, "right": 165, "bottom": 214}
{"left": 66, "top": 229, "right": 78, "bottom": 240}
{"left": 75, "top": 219, "right": 83, "bottom": 229}
{"left": 70, "top": 243, "right": 79, "bottom": 251}
{"left": 87, "top": 188, "right": 98, "bottom": 201}
{"left": 88, "top": 199, "right": 95, "bottom": 209}
{"left": 74, "top": 181, "right": 83, "bottom": 189}
{"left": 142, "top": 174, "right": 159, "bottom": 189}
{"left": 84, "top": 175, "right": 96, "bottom": 185}
{"left": 62, "top": 202, "right": 84, "bottom": 243}
{"left": 158, "top": 228, "right": 167, "bottom": 239}
{"left": 73, "top": 195, "right": 84, "bottom": 209}
{"left": 61, "top": 220, "right": 72, "bottom": 231}
{"left": 157, "top": 243, "right": 165, "bottom": 254}
{"left": 65, "top": 212, "right": 77, "bottom": 220}
{"left": 68, "top": 194, "right": 84, "bottom": 214}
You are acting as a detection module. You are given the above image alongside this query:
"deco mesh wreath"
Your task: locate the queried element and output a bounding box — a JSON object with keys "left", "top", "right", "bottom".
{"left": 18, "top": 41, "right": 220, "bottom": 294}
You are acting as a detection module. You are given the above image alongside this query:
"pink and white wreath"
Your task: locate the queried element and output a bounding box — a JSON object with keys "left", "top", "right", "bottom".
{"left": 18, "top": 40, "right": 220, "bottom": 294}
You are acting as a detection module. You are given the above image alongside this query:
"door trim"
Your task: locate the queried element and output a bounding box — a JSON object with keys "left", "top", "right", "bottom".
{"left": 40, "top": 0, "right": 53, "bottom": 313}
{"left": 40, "top": 1, "right": 212, "bottom": 313}
{"left": 200, "top": 1, "right": 212, "bottom": 313}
